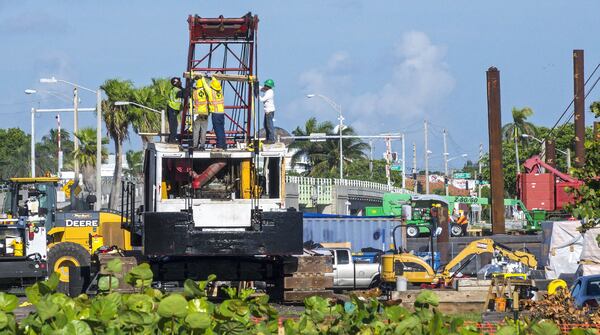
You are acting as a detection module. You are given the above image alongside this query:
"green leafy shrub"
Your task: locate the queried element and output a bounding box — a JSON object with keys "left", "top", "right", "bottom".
{"left": 1, "top": 266, "right": 596, "bottom": 334}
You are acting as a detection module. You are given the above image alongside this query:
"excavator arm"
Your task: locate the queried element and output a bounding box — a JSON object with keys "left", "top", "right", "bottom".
{"left": 522, "top": 155, "right": 578, "bottom": 183}
{"left": 439, "top": 239, "right": 537, "bottom": 280}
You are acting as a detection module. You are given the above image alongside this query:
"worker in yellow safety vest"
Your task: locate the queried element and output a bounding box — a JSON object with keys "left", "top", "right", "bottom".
{"left": 202, "top": 76, "right": 226, "bottom": 150}
{"left": 192, "top": 80, "right": 210, "bottom": 150}
{"left": 167, "top": 77, "right": 185, "bottom": 143}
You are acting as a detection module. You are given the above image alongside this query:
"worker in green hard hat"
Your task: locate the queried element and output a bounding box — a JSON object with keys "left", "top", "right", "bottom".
{"left": 260, "top": 79, "right": 276, "bottom": 143}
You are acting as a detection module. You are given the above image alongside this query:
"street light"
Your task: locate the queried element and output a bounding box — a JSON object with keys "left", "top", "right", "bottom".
{"left": 306, "top": 94, "right": 345, "bottom": 179}
{"left": 41, "top": 77, "right": 103, "bottom": 211}
{"left": 447, "top": 153, "right": 468, "bottom": 163}
{"left": 521, "top": 133, "right": 571, "bottom": 169}
{"left": 115, "top": 101, "right": 166, "bottom": 136}
{"left": 24, "top": 89, "right": 69, "bottom": 175}
{"left": 443, "top": 153, "right": 467, "bottom": 196}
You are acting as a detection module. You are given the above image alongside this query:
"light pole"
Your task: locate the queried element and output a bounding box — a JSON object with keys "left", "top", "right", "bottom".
{"left": 521, "top": 134, "right": 571, "bottom": 170}
{"left": 307, "top": 94, "right": 344, "bottom": 179}
{"left": 115, "top": 101, "right": 166, "bottom": 137}
{"left": 41, "top": 77, "right": 103, "bottom": 211}
{"left": 444, "top": 153, "right": 468, "bottom": 195}
{"left": 25, "top": 89, "right": 74, "bottom": 177}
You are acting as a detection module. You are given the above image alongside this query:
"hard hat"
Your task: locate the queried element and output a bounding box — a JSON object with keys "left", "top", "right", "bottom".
{"left": 547, "top": 279, "right": 567, "bottom": 295}
{"left": 171, "top": 77, "right": 181, "bottom": 85}
{"left": 263, "top": 79, "right": 275, "bottom": 88}
{"left": 210, "top": 78, "right": 222, "bottom": 91}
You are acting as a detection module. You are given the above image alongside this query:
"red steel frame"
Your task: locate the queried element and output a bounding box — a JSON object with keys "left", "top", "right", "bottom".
{"left": 180, "top": 13, "right": 258, "bottom": 144}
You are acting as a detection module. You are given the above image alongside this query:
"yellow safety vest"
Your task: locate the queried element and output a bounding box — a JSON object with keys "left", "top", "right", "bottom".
{"left": 193, "top": 84, "right": 209, "bottom": 116}
{"left": 202, "top": 77, "right": 225, "bottom": 113}
{"left": 168, "top": 87, "right": 182, "bottom": 111}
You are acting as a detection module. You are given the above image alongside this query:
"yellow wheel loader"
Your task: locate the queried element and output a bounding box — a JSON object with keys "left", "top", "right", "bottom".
{"left": 1, "top": 177, "right": 130, "bottom": 294}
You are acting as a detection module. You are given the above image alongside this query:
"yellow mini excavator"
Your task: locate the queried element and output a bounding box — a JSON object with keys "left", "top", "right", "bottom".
{"left": 380, "top": 238, "right": 538, "bottom": 288}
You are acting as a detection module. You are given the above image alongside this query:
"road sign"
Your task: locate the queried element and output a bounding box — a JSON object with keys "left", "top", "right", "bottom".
{"left": 390, "top": 165, "right": 402, "bottom": 171}
{"left": 476, "top": 180, "right": 489, "bottom": 185}
{"left": 453, "top": 172, "right": 471, "bottom": 179}
{"left": 309, "top": 133, "right": 326, "bottom": 142}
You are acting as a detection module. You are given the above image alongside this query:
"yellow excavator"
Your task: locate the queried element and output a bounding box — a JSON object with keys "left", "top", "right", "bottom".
{"left": 0, "top": 177, "right": 131, "bottom": 294}
{"left": 380, "top": 238, "right": 538, "bottom": 287}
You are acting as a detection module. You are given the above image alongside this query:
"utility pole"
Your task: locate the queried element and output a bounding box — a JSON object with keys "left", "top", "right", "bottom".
{"left": 385, "top": 137, "right": 392, "bottom": 188}
{"left": 574, "top": 50, "right": 585, "bottom": 167}
{"left": 56, "top": 114, "right": 63, "bottom": 174}
{"left": 96, "top": 89, "right": 102, "bottom": 210}
{"left": 31, "top": 108, "right": 35, "bottom": 178}
{"left": 443, "top": 129, "right": 449, "bottom": 196}
{"left": 487, "top": 67, "right": 506, "bottom": 235}
{"left": 401, "top": 134, "right": 406, "bottom": 190}
{"left": 424, "top": 120, "right": 429, "bottom": 194}
{"left": 72, "top": 88, "right": 79, "bottom": 206}
{"left": 413, "top": 142, "right": 417, "bottom": 193}
{"left": 369, "top": 139, "right": 373, "bottom": 178}
{"left": 477, "top": 142, "right": 483, "bottom": 222}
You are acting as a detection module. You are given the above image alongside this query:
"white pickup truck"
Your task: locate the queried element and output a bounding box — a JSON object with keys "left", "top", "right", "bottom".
{"left": 321, "top": 248, "right": 380, "bottom": 290}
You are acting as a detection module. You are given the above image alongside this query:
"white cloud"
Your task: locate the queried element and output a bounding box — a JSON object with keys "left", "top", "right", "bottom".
{"left": 288, "top": 31, "right": 455, "bottom": 135}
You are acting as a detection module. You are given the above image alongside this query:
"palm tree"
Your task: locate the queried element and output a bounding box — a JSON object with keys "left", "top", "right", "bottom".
{"left": 101, "top": 79, "right": 134, "bottom": 209}
{"left": 289, "top": 117, "right": 369, "bottom": 178}
{"left": 35, "top": 129, "right": 75, "bottom": 175}
{"left": 124, "top": 150, "right": 143, "bottom": 180}
{"left": 502, "top": 107, "right": 536, "bottom": 174}
{"left": 73, "top": 127, "right": 108, "bottom": 192}
{"left": 502, "top": 107, "right": 536, "bottom": 142}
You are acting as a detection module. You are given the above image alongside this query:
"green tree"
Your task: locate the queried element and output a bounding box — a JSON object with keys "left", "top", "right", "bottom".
{"left": 502, "top": 107, "right": 536, "bottom": 177}
{"left": 344, "top": 159, "right": 404, "bottom": 186}
{"left": 130, "top": 78, "right": 170, "bottom": 143}
{"left": 502, "top": 107, "right": 537, "bottom": 142}
{"left": 35, "top": 128, "right": 74, "bottom": 175}
{"left": 101, "top": 79, "right": 135, "bottom": 209}
{"left": 74, "top": 128, "right": 108, "bottom": 193}
{"left": 124, "top": 150, "right": 143, "bottom": 180}
{"left": 289, "top": 117, "right": 369, "bottom": 178}
{"left": 0, "top": 128, "right": 31, "bottom": 179}
{"left": 568, "top": 101, "right": 600, "bottom": 231}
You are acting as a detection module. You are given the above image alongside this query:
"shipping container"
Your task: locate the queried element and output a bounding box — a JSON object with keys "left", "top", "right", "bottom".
{"left": 555, "top": 181, "right": 580, "bottom": 210}
{"left": 303, "top": 216, "right": 403, "bottom": 253}
{"left": 520, "top": 173, "right": 555, "bottom": 210}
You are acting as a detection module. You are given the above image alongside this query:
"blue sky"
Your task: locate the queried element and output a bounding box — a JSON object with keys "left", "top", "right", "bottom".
{"left": 1, "top": 1, "right": 599, "bottom": 172}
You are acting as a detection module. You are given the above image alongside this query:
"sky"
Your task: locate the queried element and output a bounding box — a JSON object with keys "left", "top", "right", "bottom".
{"left": 1, "top": 1, "right": 600, "bottom": 172}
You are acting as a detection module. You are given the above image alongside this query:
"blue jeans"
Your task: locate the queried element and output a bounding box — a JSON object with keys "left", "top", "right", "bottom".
{"left": 264, "top": 112, "right": 275, "bottom": 142}
{"left": 212, "top": 113, "right": 226, "bottom": 149}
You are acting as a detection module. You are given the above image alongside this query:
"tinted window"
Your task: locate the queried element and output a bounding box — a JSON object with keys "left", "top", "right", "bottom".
{"left": 571, "top": 281, "right": 582, "bottom": 297}
{"left": 403, "top": 262, "right": 427, "bottom": 272}
{"left": 586, "top": 279, "right": 600, "bottom": 296}
{"left": 336, "top": 250, "right": 349, "bottom": 265}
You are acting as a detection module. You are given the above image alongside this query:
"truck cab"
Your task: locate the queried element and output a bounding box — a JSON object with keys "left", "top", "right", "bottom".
{"left": 323, "top": 248, "right": 380, "bottom": 290}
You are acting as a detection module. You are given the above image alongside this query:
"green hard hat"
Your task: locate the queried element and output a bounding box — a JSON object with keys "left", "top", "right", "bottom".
{"left": 263, "top": 79, "right": 275, "bottom": 88}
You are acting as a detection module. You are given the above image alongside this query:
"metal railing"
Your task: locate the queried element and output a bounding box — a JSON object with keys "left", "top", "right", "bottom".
{"left": 286, "top": 176, "right": 416, "bottom": 206}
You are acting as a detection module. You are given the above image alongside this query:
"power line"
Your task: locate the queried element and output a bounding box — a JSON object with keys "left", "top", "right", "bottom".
{"left": 544, "top": 61, "right": 600, "bottom": 143}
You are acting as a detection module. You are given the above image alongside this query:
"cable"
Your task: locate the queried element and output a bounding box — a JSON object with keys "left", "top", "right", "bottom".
{"left": 541, "top": 65, "right": 600, "bottom": 148}
{"left": 544, "top": 62, "right": 600, "bottom": 143}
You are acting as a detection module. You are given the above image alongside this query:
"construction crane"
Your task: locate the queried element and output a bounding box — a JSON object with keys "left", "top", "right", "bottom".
{"left": 102, "top": 13, "right": 330, "bottom": 302}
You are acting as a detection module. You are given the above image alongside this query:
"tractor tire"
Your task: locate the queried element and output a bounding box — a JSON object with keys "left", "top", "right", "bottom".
{"left": 48, "top": 242, "right": 91, "bottom": 296}
{"left": 450, "top": 224, "right": 464, "bottom": 237}
{"left": 406, "top": 226, "right": 420, "bottom": 238}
